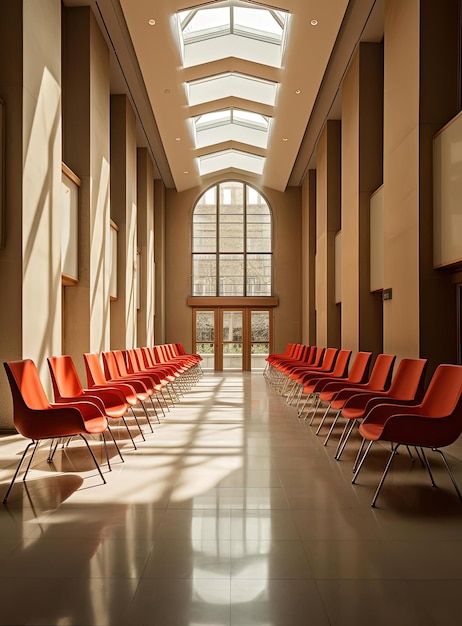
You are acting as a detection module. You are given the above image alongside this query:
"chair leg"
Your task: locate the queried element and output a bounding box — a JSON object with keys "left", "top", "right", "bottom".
{"left": 3, "top": 440, "right": 38, "bottom": 503}
{"left": 371, "top": 443, "right": 400, "bottom": 507}
{"left": 352, "top": 437, "right": 367, "bottom": 473}
{"left": 156, "top": 394, "right": 166, "bottom": 418}
{"left": 323, "top": 411, "right": 341, "bottom": 446}
{"left": 334, "top": 419, "right": 356, "bottom": 460}
{"left": 129, "top": 407, "right": 146, "bottom": 441}
{"left": 102, "top": 432, "right": 111, "bottom": 471}
{"left": 149, "top": 397, "right": 161, "bottom": 424}
{"left": 418, "top": 447, "right": 436, "bottom": 487}
{"left": 352, "top": 440, "right": 374, "bottom": 484}
{"left": 78, "top": 434, "right": 106, "bottom": 485}
{"left": 432, "top": 448, "right": 462, "bottom": 503}
{"left": 310, "top": 401, "right": 328, "bottom": 427}
{"left": 315, "top": 405, "right": 332, "bottom": 435}
{"left": 106, "top": 427, "right": 124, "bottom": 463}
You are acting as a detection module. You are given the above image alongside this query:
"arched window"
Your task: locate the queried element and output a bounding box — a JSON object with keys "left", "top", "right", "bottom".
{"left": 192, "top": 181, "right": 272, "bottom": 296}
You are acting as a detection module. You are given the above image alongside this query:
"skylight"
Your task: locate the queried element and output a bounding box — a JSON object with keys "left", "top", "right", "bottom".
{"left": 176, "top": 1, "right": 289, "bottom": 180}
{"left": 187, "top": 73, "right": 278, "bottom": 107}
{"left": 177, "top": 4, "right": 288, "bottom": 68}
{"left": 199, "top": 149, "right": 265, "bottom": 176}
{"left": 194, "top": 109, "right": 270, "bottom": 149}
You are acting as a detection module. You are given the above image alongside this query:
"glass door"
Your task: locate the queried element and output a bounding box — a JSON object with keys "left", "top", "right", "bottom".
{"left": 221, "top": 310, "right": 243, "bottom": 370}
{"left": 194, "top": 307, "right": 272, "bottom": 371}
{"left": 250, "top": 310, "right": 270, "bottom": 370}
{"left": 194, "top": 310, "right": 216, "bottom": 370}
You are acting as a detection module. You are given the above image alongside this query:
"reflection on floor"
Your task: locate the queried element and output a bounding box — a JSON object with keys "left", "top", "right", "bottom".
{"left": 0, "top": 371, "right": 462, "bottom": 625}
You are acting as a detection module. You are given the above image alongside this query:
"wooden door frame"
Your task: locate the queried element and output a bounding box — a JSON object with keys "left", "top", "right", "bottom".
{"left": 193, "top": 306, "right": 273, "bottom": 371}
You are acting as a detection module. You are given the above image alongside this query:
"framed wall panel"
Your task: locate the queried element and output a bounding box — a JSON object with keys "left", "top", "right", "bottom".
{"left": 370, "top": 185, "right": 384, "bottom": 292}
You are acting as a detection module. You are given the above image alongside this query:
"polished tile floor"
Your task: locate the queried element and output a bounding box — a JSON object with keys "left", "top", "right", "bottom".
{"left": 1, "top": 370, "right": 462, "bottom": 625}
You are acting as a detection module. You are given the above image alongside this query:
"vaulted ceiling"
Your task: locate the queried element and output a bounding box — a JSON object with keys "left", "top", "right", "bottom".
{"left": 66, "top": 0, "right": 384, "bottom": 192}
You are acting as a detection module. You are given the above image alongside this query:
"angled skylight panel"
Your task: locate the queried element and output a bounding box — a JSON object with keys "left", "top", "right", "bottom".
{"left": 233, "top": 7, "right": 285, "bottom": 44}
{"left": 199, "top": 150, "right": 265, "bottom": 176}
{"left": 180, "top": 8, "right": 230, "bottom": 43}
{"left": 194, "top": 109, "right": 270, "bottom": 149}
{"left": 177, "top": 4, "right": 289, "bottom": 68}
{"left": 187, "top": 73, "right": 277, "bottom": 107}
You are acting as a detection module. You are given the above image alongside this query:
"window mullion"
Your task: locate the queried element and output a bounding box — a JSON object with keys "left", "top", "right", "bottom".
{"left": 217, "top": 183, "right": 220, "bottom": 296}
{"left": 244, "top": 183, "right": 248, "bottom": 296}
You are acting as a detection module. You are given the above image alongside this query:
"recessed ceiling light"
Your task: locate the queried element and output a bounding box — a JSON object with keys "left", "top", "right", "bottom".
{"left": 175, "top": 137, "right": 181, "bottom": 141}
{"left": 282, "top": 137, "right": 288, "bottom": 142}
{"left": 311, "top": 19, "right": 318, "bottom": 26}
{"left": 294, "top": 89, "right": 301, "bottom": 95}
{"left": 148, "top": 19, "right": 156, "bottom": 26}
{"left": 164, "top": 89, "right": 171, "bottom": 94}
{"left": 184, "top": 170, "right": 189, "bottom": 174}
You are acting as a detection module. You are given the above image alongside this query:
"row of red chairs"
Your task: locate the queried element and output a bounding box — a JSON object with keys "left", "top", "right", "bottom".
{"left": 2, "top": 344, "right": 202, "bottom": 503}
{"left": 264, "top": 343, "right": 462, "bottom": 507}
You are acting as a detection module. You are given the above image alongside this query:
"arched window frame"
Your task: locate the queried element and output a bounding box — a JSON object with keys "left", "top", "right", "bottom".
{"left": 191, "top": 181, "right": 273, "bottom": 298}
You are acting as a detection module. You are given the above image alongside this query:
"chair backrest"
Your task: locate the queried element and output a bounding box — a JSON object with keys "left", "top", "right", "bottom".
{"left": 386, "top": 358, "right": 428, "bottom": 401}
{"left": 306, "top": 345, "right": 317, "bottom": 365}
{"left": 319, "top": 347, "right": 338, "bottom": 371}
{"left": 142, "top": 347, "right": 156, "bottom": 368}
{"left": 135, "top": 347, "right": 149, "bottom": 370}
{"left": 420, "top": 364, "right": 462, "bottom": 416}
{"left": 330, "top": 349, "right": 352, "bottom": 377}
{"left": 47, "top": 355, "right": 84, "bottom": 400}
{"left": 367, "top": 354, "right": 396, "bottom": 390}
{"left": 153, "top": 345, "right": 166, "bottom": 364}
{"left": 83, "top": 353, "right": 108, "bottom": 387}
{"left": 4, "top": 360, "right": 51, "bottom": 414}
{"left": 347, "top": 352, "right": 373, "bottom": 383}
{"left": 311, "top": 347, "right": 325, "bottom": 368}
{"left": 113, "top": 350, "right": 130, "bottom": 376}
{"left": 123, "top": 349, "right": 139, "bottom": 374}
{"left": 102, "top": 351, "right": 122, "bottom": 380}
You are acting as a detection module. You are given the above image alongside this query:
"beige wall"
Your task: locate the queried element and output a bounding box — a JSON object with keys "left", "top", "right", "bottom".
{"left": 154, "top": 179, "right": 167, "bottom": 344}
{"left": 0, "top": 0, "right": 62, "bottom": 428}
{"left": 316, "top": 121, "right": 341, "bottom": 348}
{"left": 383, "top": 0, "right": 458, "bottom": 370}
{"left": 301, "top": 170, "right": 316, "bottom": 345}
{"left": 137, "top": 148, "right": 155, "bottom": 347}
{"left": 110, "top": 94, "right": 138, "bottom": 349}
{"left": 341, "top": 42, "right": 383, "bottom": 356}
{"left": 62, "top": 6, "right": 111, "bottom": 377}
{"left": 165, "top": 183, "right": 302, "bottom": 355}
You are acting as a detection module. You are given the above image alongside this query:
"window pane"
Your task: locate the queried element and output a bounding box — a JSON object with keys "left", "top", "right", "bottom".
{"left": 192, "top": 254, "right": 216, "bottom": 295}
{"left": 246, "top": 254, "right": 271, "bottom": 296}
{"left": 219, "top": 254, "right": 244, "bottom": 296}
{"left": 195, "top": 311, "right": 215, "bottom": 342}
{"left": 251, "top": 311, "right": 269, "bottom": 341}
{"left": 219, "top": 182, "right": 244, "bottom": 252}
{"left": 247, "top": 219, "right": 271, "bottom": 252}
{"left": 220, "top": 181, "right": 244, "bottom": 205}
{"left": 193, "top": 210, "right": 216, "bottom": 252}
{"left": 223, "top": 311, "right": 243, "bottom": 341}
{"left": 219, "top": 206, "right": 244, "bottom": 252}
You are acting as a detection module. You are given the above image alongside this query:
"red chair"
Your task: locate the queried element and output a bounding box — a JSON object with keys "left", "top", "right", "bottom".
{"left": 47, "top": 354, "right": 141, "bottom": 454}
{"left": 125, "top": 348, "right": 175, "bottom": 408}
{"left": 310, "top": 353, "right": 396, "bottom": 431}
{"left": 352, "top": 364, "right": 462, "bottom": 507}
{"left": 282, "top": 347, "right": 339, "bottom": 400}
{"left": 334, "top": 358, "right": 428, "bottom": 461}
{"left": 3, "top": 359, "right": 108, "bottom": 503}
{"left": 298, "top": 351, "right": 372, "bottom": 417}
{"left": 83, "top": 352, "right": 158, "bottom": 427}
{"left": 291, "top": 349, "right": 352, "bottom": 409}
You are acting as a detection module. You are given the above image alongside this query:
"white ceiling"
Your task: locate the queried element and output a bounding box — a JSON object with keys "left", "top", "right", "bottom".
{"left": 66, "top": 0, "right": 384, "bottom": 191}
